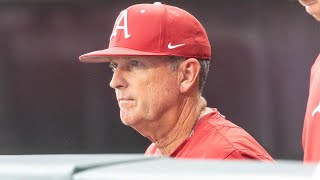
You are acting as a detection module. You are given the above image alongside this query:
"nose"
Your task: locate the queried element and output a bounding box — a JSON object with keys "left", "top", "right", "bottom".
{"left": 109, "top": 68, "right": 128, "bottom": 89}
{"left": 298, "top": 0, "right": 318, "bottom": 6}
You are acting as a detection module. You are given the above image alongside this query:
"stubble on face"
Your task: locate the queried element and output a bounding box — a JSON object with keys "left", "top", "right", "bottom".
{"left": 111, "top": 57, "right": 180, "bottom": 130}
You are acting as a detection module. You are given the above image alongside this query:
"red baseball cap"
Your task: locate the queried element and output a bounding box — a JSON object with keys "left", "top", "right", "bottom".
{"left": 79, "top": 2, "right": 211, "bottom": 62}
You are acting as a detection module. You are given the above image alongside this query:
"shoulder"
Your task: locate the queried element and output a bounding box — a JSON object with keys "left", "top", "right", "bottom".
{"left": 199, "top": 109, "right": 249, "bottom": 143}
{"left": 192, "top": 110, "right": 273, "bottom": 160}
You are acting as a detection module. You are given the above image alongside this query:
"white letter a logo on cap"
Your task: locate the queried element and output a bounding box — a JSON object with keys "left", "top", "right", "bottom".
{"left": 110, "top": 9, "right": 131, "bottom": 40}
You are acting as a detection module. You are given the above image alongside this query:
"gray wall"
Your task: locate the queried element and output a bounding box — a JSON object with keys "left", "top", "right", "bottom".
{"left": 0, "top": 0, "right": 319, "bottom": 160}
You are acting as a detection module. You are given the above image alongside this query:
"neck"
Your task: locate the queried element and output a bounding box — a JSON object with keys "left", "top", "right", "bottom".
{"left": 148, "top": 96, "right": 208, "bottom": 156}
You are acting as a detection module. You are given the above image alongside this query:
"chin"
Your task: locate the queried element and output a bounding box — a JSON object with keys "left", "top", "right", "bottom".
{"left": 120, "top": 116, "right": 132, "bottom": 126}
{"left": 120, "top": 115, "right": 140, "bottom": 126}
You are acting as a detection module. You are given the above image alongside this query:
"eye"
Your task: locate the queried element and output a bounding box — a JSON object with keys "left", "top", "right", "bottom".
{"left": 130, "top": 60, "right": 141, "bottom": 67}
{"left": 109, "top": 62, "right": 118, "bottom": 72}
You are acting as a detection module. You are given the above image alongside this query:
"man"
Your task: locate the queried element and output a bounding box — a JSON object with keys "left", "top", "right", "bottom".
{"left": 79, "top": 2, "right": 273, "bottom": 160}
{"left": 298, "top": 0, "right": 320, "bottom": 163}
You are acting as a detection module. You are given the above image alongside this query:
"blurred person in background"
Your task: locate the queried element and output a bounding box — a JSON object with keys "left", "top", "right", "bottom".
{"left": 298, "top": 0, "right": 320, "bottom": 163}
{"left": 79, "top": 2, "right": 273, "bottom": 160}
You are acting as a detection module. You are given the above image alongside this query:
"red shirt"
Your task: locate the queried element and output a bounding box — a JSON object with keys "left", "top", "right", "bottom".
{"left": 303, "top": 54, "right": 320, "bottom": 163}
{"left": 145, "top": 109, "right": 273, "bottom": 160}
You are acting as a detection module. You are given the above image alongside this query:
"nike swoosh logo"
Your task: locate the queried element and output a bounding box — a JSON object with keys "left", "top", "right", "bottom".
{"left": 168, "top": 42, "right": 185, "bottom": 49}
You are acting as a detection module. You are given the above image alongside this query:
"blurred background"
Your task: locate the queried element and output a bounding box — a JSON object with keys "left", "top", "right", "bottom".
{"left": 0, "top": 0, "right": 319, "bottom": 160}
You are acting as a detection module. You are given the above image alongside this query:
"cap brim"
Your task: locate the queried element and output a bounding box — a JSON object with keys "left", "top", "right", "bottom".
{"left": 79, "top": 47, "right": 168, "bottom": 63}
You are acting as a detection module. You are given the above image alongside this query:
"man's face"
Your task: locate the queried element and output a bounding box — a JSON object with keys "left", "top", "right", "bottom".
{"left": 109, "top": 56, "right": 181, "bottom": 127}
{"left": 298, "top": 0, "right": 320, "bottom": 21}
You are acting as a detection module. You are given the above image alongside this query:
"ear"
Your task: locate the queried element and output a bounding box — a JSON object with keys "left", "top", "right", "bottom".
{"left": 178, "top": 58, "right": 200, "bottom": 93}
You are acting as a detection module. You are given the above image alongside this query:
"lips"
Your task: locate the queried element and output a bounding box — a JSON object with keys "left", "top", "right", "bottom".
{"left": 117, "top": 98, "right": 134, "bottom": 102}
{"left": 117, "top": 98, "right": 135, "bottom": 107}
{"left": 118, "top": 99, "right": 134, "bottom": 103}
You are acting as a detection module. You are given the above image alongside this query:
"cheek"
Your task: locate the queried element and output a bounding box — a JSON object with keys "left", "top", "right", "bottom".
{"left": 145, "top": 73, "right": 179, "bottom": 106}
{"left": 130, "top": 67, "right": 180, "bottom": 116}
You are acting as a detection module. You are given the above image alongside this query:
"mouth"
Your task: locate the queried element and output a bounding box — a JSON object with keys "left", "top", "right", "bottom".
{"left": 118, "top": 98, "right": 134, "bottom": 101}
{"left": 117, "top": 98, "right": 135, "bottom": 107}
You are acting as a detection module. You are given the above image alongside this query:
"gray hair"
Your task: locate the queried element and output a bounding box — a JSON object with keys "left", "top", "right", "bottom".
{"left": 166, "top": 56, "right": 210, "bottom": 93}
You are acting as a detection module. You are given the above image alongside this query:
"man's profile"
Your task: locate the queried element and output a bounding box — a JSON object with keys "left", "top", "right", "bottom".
{"left": 79, "top": 2, "right": 273, "bottom": 160}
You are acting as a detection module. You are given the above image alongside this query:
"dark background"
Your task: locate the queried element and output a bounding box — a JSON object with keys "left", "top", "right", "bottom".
{"left": 0, "top": 0, "right": 319, "bottom": 160}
